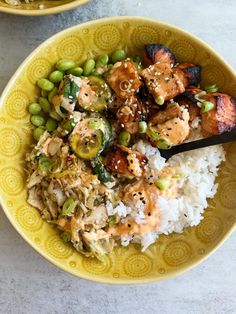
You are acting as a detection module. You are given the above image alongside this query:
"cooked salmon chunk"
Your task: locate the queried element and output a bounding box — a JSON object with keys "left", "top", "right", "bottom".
{"left": 141, "top": 62, "right": 186, "bottom": 102}
{"left": 144, "top": 44, "right": 176, "bottom": 67}
{"left": 105, "top": 145, "right": 148, "bottom": 178}
{"left": 201, "top": 93, "right": 236, "bottom": 135}
{"left": 148, "top": 103, "right": 190, "bottom": 145}
{"left": 107, "top": 60, "right": 142, "bottom": 99}
{"left": 116, "top": 96, "right": 148, "bottom": 134}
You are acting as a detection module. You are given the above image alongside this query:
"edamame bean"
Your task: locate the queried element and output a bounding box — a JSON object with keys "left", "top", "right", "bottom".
{"left": 33, "top": 127, "right": 45, "bottom": 141}
{"left": 83, "top": 59, "right": 96, "bottom": 76}
{"left": 31, "top": 115, "right": 45, "bottom": 127}
{"left": 49, "top": 110, "right": 62, "bottom": 121}
{"left": 49, "top": 70, "right": 64, "bottom": 83}
{"left": 37, "top": 78, "right": 54, "bottom": 91}
{"left": 39, "top": 97, "right": 51, "bottom": 113}
{"left": 41, "top": 90, "right": 48, "bottom": 98}
{"left": 48, "top": 87, "right": 58, "bottom": 103}
{"left": 111, "top": 49, "right": 126, "bottom": 63}
{"left": 96, "top": 54, "right": 109, "bottom": 66}
{"left": 67, "top": 67, "right": 83, "bottom": 77}
{"left": 28, "top": 102, "right": 41, "bottom": 115}
{"left": 46, "top": 118, "right": 58, "bottom": 132}
{"left": 118, "top": 131, "right": 131, "bottom": 146}
{"left": 56, "top": 59, "right": 76, "bottom": 71}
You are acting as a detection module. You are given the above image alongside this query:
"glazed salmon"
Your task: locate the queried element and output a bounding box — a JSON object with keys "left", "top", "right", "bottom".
{"left": 116, "top": 96, "right": 148, "bottom": 134}
{"left": 144, "top": 44, "right": 176, "bottom": 67}
{"left": 201, "top": 93, "right": 236, "bottom": 136}
{"left": 148, "top": 103, "right": 190, "bottom": 145}
{"left": 105, "top": 145, "right": 148, "bottom": 178}
{"left": 108, "top": 60, "right": 143, "bottom": 99}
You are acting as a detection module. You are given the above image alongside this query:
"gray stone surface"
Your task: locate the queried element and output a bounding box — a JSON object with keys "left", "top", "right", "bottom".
{"left": 0, "top": 1, "right": 236, "bottom": 313}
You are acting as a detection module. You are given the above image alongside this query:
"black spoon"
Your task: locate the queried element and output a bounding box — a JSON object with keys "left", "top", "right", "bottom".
{"left": 158, "top": 129, "right": 236, "bottom": 160}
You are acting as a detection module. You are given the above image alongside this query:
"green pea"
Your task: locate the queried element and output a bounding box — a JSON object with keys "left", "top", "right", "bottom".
{"left": 56, "top": 59, "right": 76, "bottom": 72}
{"left": 31, "top": 115, "right": 45, "bottom": 127}
{"left": 155, "top": 95, "right": 165, "bottom": 105}
{"left": 201, "top": 101, "right": 214, "bottom": 113}
{"left": 33, "top": 127, "right": 45, "bottom": 141}
{"left": 155, "top": 178, "right": 169, "bottom": 190}
{"left": 49, "top": 70, "right": 64, "bottom": 83}
{"left": 138, "top": 121, "right": 147, "bottom": 134}
{"left": 156, "top": 138, "right": 171, "bottom": 149}
{"left": 37, "top": 78, "right": 54, "bottom": 91}
{"left": 28, "top": 102, "right": 41, "bottom": 115}
{"left": 83, "top": 59, "right": 96, "bottom": 76}
{"left": 41, "top": 90, "right": 49, "bottom": 98}
{"left": 39, "top": 97, "right": 51, "bottom": 113}
{"left": 118, "top": 131, "right": 131, "bottom": 147}
{"left": 48, "top": 87, "right": 58, "bottom": 103}
{"left": 62, "top": 119, "right": 75, "bottom": 132}
{"left": 204, "top": 84, "right": 219, "bottom": 93}
{"left": 67, "top": 67, "right": 83, "bottom": 77}
{"left": 46, "top": 118, "right": 58, "bottom": 132}
{"left": 111, "top": 49, "right": 126, "bottom": 63}
{"left": 96, "top": 54, "right": 109, "bottom": 66}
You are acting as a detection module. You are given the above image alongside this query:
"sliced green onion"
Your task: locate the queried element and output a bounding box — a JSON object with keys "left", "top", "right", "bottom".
{"left": 138, "top": 121, "right": 147, "bottom": 134}
{"left": 156, "top": 139, "right": 171, "bottom": 149}
{"left": 194, "top": 91, "right": 206, "bottom": 101}
{"left": 204, "top": 84, "right": 219, "bottom": 93}
{"left": 61, "top": 197, "right": 76, "bottom": 217}
{"left": 147, "top": 127, "right": 159, "bottom": 140}
{"left": 155, "top": 178, "right": 169, "bottom": 190}
{"left": 38, "top": 157, "right": 52, "bottom": 173}
{"left": 60, "top": 231, "right": 71, "bottom": 242}
{"left": 155, "top": 95, "right": 165, "bottom": 105}
{"left": 108, "top": 215, "right": 118, "bottom": 227}
{"left": 201, "top": 101, "right": 214, "bottom": 113}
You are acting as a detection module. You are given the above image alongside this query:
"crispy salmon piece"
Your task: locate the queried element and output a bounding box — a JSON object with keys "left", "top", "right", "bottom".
{"left": 144, "top": 44, "right": 176, "bottom": 67}
{"left": 116, "top": 96, "right": 148, "bottom": 134}
{"left": 174, "top": 63, "right": 201, "bottom": 86}
{"left": 105, "top": 145, "right": 148, "bottom": 178}
{"left": 107, "top": 60, "right": 142, "bottom": 99}
{"left": 141, "top": 62, "right": 186, "bottom": 102}
{"left": 201, "top": 93, "right": 236, "bottom": 136}
{"left": 148, "top": 103, "right": 190, "bottom": 145}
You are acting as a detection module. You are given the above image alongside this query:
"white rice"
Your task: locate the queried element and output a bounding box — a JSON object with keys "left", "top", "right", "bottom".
{"left": 106, "top": 129, "right": 225, "bottom": 251}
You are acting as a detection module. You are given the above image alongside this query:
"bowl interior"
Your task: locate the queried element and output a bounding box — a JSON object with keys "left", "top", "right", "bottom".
{"left": 0, "top": 17, "right": 236, "bottom": 283}
{"left": 0, "top": 0, "right": 89, "bottom": 15}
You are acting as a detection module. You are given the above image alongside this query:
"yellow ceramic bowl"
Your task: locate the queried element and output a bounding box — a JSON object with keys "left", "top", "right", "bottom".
{"left": 0, "top": 17, "right": 236, "bottom": 284}
{"left": 0, "top": 0, "right": 89, "bottom": 16}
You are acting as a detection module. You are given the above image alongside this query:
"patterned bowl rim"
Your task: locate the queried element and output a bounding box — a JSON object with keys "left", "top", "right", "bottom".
{"left": 0, "top": 0, "right": 89, "bottom": 16}
{"left": 0, "top": 16, "right": 236, "bottom": 284}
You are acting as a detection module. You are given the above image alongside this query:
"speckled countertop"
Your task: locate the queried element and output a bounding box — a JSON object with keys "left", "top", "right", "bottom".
{"left": 0, "top": 1, "right": 236, "bottom": 313}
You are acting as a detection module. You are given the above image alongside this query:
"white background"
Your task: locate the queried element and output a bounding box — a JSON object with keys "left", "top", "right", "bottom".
{"left": 0, "top": 1, "right": 236, "bottom": 313}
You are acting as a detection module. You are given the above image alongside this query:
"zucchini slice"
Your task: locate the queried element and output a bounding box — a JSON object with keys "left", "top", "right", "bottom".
{"left": 78, "top": 76, "right": 112, "bottom": 112}
{"left": 70, "top": 129, "right": 103, "bottom": 160}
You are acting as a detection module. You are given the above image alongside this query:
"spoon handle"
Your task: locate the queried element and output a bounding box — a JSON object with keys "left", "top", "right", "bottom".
{"left": 160, "top": 129, "right": 236, "bottom": 159}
